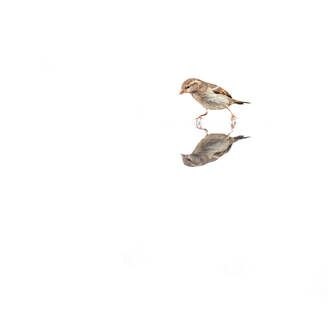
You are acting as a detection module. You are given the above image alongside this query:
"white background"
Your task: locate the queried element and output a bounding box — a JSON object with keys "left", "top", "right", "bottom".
{"left": 1, "top": 0, "right": 328, "bottom": 327}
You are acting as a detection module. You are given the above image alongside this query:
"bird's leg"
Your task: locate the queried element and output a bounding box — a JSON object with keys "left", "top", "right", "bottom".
{"left": 226, "top": 107, "right": 237, "bottom": 130}
{"left": 195, "top": 119, "right": 208, "bottom": 135}
{"left": 195, "top": 110, "right": 208, "bottom": 123}
{"left": 195, "top": 110, "right": 208, "bottom": 128}
{"left": 195, "top": 110, "right": 209, "bottom": 135}
{"left": 199, "top": 126, "right": 208, "bottom": 135}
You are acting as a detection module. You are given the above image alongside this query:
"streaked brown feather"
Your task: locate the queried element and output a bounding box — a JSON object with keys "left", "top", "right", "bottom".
{"left": 212, "top": 86, "right": 232, "bottom": 98}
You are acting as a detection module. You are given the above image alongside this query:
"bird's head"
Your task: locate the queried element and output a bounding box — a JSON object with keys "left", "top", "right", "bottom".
{"left": 181, "top": 153, "right": 203, "bottom": 167}
{"left": 179, "top": 78, "right": 202, "bottom": 95}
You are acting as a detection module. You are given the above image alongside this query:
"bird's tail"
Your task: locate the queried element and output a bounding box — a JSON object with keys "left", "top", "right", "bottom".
{"left": 233, "top": 99, "right": 250, "bottom": 105}
{"left": 233, "top": 135, "right": 250, "bottom": 142}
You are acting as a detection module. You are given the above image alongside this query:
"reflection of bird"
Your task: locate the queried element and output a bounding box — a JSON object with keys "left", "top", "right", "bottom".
{"left": 179, "top": 78, "right": 250, "bottom": 128}
{"left": 181, "top": 133, "right": 249, "bottom": 167}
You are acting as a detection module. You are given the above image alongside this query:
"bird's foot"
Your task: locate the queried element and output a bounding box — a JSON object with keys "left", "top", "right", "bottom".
{"left": 230, "top": 114, "right": 237, "bottom": 130}
{"left": 195, "top": 118, "right": 208, "bottom": 135}
{"left": 195, "top": 111, "right": 209, "bottom": 135}
{"left": 226, "top": 107, "right": 237, "bottom": 130}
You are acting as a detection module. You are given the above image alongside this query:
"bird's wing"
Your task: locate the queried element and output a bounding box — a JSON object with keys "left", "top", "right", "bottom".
{"left": 193, "top": 135, "right": 230, "bottom": 154}
{"left": 212, "top": 145, "right": 233, "bottom": 158}
{"left": 210, "top": 85, "right": 232, "bottom": 98}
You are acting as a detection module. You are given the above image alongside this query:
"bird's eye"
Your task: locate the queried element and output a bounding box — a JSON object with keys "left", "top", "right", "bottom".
{"left": 185, "top": 86, "right": 190, "bottom": 89}
{"left": 186, "top": 158, "right": 192, "bottom": 162}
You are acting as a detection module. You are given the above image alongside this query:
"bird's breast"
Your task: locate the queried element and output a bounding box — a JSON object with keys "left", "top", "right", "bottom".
{"left": 192, "top": 92, "right": 230, "bottom": 110}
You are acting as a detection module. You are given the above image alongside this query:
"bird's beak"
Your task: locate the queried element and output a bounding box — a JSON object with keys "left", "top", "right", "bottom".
{"left": 179, "top": 89, "right": 186, "bottom": 95}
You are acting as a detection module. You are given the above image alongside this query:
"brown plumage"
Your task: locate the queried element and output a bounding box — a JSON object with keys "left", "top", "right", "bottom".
{"left": 179, "top": 78, "right": 250, "bottom": 129}
{"left": 181, "top": 133, "right": 249, "bottom": 167}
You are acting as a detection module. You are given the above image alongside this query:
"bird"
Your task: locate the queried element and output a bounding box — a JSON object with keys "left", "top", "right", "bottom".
{"left": 179, "top": 78, "right": 250, "bottom": 129}
{"left": 181, "top": 133, "right": 249, "bottom": 167}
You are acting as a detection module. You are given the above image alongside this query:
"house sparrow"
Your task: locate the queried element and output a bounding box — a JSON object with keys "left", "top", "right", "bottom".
{"left": 179, "top": 78, "right": 250, "bottom": 129}
{"left": 181, "top": 133, "right": 249, "bottom": 167}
